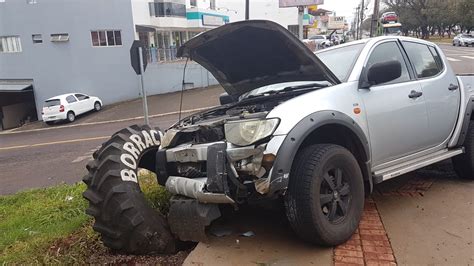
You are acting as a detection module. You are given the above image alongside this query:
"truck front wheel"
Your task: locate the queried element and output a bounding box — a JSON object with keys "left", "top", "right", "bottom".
{"left": 284, "top": 144, "right": 364, "bottom": 246}
{"left": 453, "top": 123, "right": 474, "bottom": 179}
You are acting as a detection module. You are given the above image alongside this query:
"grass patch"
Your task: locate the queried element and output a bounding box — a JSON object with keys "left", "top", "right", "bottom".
{"left": 429, "top": 36, "right": 454, "bottom": 44}
{"left": 138, "top": 169, "right": 172, "bottom": 214}
{"left": 0, "top": 183, "right": 90, "bottom": 264}
{"left": 0, "top": 171, "right": 172, "bottom": 264}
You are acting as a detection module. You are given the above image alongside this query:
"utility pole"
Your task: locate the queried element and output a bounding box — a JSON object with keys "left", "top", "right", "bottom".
{"left": 355, "top": 6, "right": 360, "bottom": 40}
{"left": 245, "top": 0, "right": 249, "bottom": 20}
{"left": 370, "top": 0, "right": 380, "bottom": 37}
{"left": 298, "top": 6, "right": 304, "bottom": 40}
{"left": 359, "top": 0, "right": 365, "bottom": 39}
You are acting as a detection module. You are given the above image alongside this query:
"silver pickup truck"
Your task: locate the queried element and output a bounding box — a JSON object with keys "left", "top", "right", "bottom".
{"left": 83, "top": 20, "right": 474, "bottom": 254}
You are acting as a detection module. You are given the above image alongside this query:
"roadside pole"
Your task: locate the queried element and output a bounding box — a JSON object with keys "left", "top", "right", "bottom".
{"left": 359, "top": 0, "right": 364, "bottom": 40}
{"left": 138, "top": 47, "right": 149, "bottom": 125}
{"left": 355, "top": 6, "right": 360, "bottom": 40}
{"left": 298, "top": 6, "right": 304, "bottom": 40}
{"left": 245, "top": 0, "right": 249, "bottom": 20}
{"left": 370, "top": 0, "right": 380, "bottom": 37}
{"left": 130, "top": 40, "right": 149, "bottom": 125}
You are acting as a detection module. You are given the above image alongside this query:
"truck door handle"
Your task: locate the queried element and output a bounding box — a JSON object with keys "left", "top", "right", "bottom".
{"left": 448, "top": 84, "right": 459, "bottom": 91}
{"left": 408, "top": 90, "right": 423, "bottom": 99}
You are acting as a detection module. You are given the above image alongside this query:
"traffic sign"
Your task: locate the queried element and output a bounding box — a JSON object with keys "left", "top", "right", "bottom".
{"left": 130, "top": 40, "right": 148, "bottom": 75}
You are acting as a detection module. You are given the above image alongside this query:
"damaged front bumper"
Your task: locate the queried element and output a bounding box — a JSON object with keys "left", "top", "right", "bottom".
{"left": 157, "top": 137, "right": 286, "bottom": 205}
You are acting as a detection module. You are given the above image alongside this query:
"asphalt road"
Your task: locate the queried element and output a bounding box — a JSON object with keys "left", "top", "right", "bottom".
{"left": 438, "top": 43, "right": 474, "bottom": 73}
{"left": 0, "top": 115, "right": 179, "bottom": 194}
{"left": 0, "top": 44, "right": 472, "bottom": 195}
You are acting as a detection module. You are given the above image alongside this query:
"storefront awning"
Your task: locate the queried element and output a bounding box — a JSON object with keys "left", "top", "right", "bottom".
{"left": 136, "top": 25, "right": 156, "bottom": 33}
{"left": 0, "top": 80, "right": 33, "bottom": 93}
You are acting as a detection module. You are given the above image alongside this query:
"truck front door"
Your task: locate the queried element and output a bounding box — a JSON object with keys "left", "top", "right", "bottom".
{"left": 361, "top": 40, "right": 431, "bottom": 167}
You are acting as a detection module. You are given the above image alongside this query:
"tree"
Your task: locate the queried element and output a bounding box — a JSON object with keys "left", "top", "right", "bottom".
{"left": 458, "top": 0, "right": 474, "bottom": 33}
{"left": 383, "top": 0, "right": 470, "bottom": 38}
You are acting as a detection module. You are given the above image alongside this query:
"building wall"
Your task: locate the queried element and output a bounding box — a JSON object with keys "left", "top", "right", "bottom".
{"left": 0, "top": 0, "right": 218, "bottom": 121}
{"left": 0, "top": 0, "right": 138, "bottom": 119}
{"left": 216, "top": 0, "right": 298, "bottom": 29}
{"left": 144, "top": 61, "right": 218, "bottom": 95}
{"left": 131, "top": 0, "right": 153, "bottom": 39}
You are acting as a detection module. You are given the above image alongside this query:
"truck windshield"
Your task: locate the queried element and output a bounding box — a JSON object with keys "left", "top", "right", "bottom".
{"left": 316, "top": 43, "right": 365, "bottom": 81}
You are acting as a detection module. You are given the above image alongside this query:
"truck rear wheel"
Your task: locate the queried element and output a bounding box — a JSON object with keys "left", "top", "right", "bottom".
{"left": 82, "top": 124, "right": 176, "bottom": 254}
{"left": 284, "top": 144, "right": 364, "bottom": 246}
{"left": 453, "top": 123, "right": 474, "bottom": 179}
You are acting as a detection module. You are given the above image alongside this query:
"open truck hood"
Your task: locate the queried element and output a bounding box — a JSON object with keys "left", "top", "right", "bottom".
{"left": 177, "top": 20, "right": 340, "bottom": 98}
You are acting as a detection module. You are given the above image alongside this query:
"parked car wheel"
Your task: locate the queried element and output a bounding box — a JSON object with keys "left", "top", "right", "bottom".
{"left": 452, "top": 42, "right": 455, "bottom": 46}
{"left": 452, "top": 122, "right": 474, "bottom": 179}
{"left": 94, "top": 101, "right": 102, "bottom": 111}
{"left": 82, "top": 124, "right": 176, "bottom": 254}
{"left": 67, "top": 111, "right": 75, "bottom": 122}
{"left": 284, "top": 144, "right": 365, "bottom": 246}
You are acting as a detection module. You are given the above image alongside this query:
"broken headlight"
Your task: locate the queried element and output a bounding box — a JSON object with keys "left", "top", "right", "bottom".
{"left": 224, "top": 118, "right": 279, "bottom": 146}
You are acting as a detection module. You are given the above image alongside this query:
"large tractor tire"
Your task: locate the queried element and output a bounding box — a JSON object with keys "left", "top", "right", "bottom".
{"left": 285, "top": 144, "right": 365, "bottom": 246}
{"left": 82, "top": 124, "right": 176, "bottom": 254}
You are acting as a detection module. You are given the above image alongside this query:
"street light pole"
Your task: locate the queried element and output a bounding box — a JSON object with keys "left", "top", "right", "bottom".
{"left": 245, "top": 0, "right": 249, "bottom": 20}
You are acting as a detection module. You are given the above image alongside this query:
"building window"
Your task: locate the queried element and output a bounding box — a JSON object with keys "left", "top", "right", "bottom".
{"left": 190, "top": 0, "right": 196, "bottom": 7}
{"left": 0, "top": 36, "right": 22, "bottom": 53}
{"left": 149, "top": 2, "right": 186, "bottom": 17}
{"left": 91, "top": 30, "right": 122, "bottom": 47}
{"left": 32, "top": 34, "right": 42, "bottom": 44}
{"left": 50, "top": 33, "right": 69, "bottom": 42}
{"left": 26, "top": 0, "right": 37, "bottom": 3}
{"left": 210, "top": 0, "right": 216, "bottom": 10}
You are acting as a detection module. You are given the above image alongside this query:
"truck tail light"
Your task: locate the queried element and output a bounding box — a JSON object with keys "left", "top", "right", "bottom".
{"left": 59, "top": 105, "right": 65, "bottom": 112}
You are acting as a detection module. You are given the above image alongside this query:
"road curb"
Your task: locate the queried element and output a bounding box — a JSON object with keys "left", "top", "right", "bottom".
{"left": 0, "top": 106, "right": 218, "bottom": 135}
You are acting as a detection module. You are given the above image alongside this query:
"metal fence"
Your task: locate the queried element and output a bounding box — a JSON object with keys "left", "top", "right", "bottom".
{"left": 146, "top": 47, "right": 182, "bottom": 63}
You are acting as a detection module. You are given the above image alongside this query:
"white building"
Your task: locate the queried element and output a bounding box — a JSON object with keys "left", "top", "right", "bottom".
{"left": 0, "top": 0, "right": 229, "bottom": 130}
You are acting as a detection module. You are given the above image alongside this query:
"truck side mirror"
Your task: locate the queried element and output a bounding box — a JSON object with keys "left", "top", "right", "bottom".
{"left": 219, "top": 93, "right": 235, "bottom": 105}
{"left": 366, "top": 60, "right": 402, "bottom": 86}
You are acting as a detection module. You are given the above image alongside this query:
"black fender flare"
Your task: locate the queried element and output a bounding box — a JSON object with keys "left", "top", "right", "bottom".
{"left": 268, "top": 110, "right": 371, "bottom": 195}
{"left": 456, "top": 96, "right": 474, "bottom": 146}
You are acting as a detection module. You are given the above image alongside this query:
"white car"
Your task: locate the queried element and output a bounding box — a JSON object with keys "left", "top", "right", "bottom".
{"left": 42, "top": 93, "right": 102, "bottom": 124}
{"left": 453, "top": 34, "right": 474, "bottom": 47}
{"left": 307, "top": 35, "right": 331, "bottom": 48}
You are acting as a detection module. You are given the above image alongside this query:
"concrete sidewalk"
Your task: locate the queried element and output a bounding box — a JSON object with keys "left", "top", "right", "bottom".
{"left": 374, "top": 163, "right": 474, "bottom": 265}
{"left": 11, "top": 85, "right": 224, "bottom": 132}
{"left": 184, "top": 163, "right": 474, "bottom": 265}
{"left": 184, "top": 207, "right": 333, "bottom": 266}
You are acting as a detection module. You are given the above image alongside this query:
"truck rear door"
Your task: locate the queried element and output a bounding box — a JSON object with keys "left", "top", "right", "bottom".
{"left": 401, "top": 41, "right": 460, "bottom": 146}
